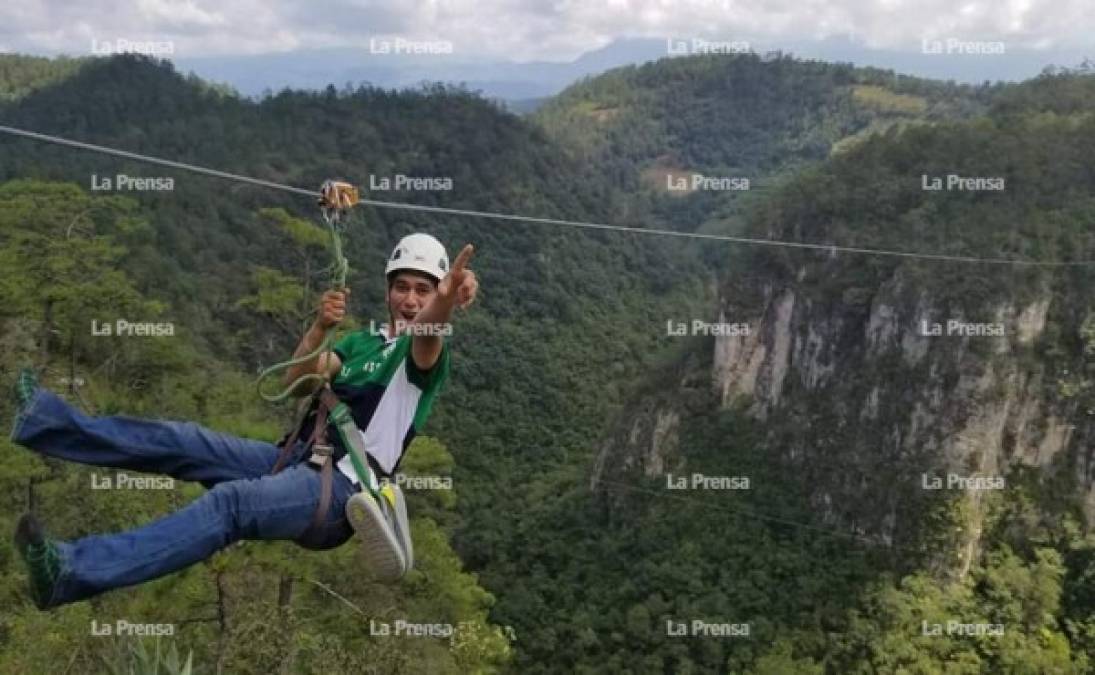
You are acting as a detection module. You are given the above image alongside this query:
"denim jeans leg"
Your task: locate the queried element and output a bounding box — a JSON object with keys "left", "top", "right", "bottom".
{"left": 11, "top": 388, "right": 283, "bottom": 485}
{"left": 48, "top": 464, "right": 356, "bottom": 607}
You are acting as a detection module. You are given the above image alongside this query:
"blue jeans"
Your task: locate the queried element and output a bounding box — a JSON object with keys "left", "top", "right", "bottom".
{"left": 10, "top": 388, "right": 356, "bottom": 608}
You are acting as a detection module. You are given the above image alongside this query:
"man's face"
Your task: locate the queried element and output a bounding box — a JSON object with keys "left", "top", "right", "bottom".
{"left": 388, "top": 271, "right": 438, "bottom": 330}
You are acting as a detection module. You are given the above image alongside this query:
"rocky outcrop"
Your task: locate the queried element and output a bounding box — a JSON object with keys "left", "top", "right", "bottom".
{"left": 595, "top": 261, "right": 1094, "bottom": 575}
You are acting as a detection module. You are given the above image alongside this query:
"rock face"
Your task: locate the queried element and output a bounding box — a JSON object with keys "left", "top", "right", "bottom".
{"left": 713, "top": 289, "right": 796, "bottom": 418}
{"left": 593, "top": 262, "right": 1094, "bottom": 575}
{"left": 589, "top": 402, "right": 679, "bottom": 490}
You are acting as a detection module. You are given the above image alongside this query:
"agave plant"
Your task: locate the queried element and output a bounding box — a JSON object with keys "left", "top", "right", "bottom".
{"left": 102, "top": 638, "right": 195, "bottom": 675}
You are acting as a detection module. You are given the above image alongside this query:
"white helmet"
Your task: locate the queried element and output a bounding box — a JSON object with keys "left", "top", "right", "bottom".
{"left": 385, "top": 233, "right": 449, "bottom": 283}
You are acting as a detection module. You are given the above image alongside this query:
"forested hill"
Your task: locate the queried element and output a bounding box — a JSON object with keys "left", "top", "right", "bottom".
{"left": 0, "top": 54, "right": 709, "bottom": 672}
{"left": 533, "top": 52, "right": 999, "bottom": 245}
{"left": 534, "top": 52, "right": 995, "bottom": 182}
{"left": 0, "top": 53, "right": 708, "bottom": 476}
{"left": 0, "top": 54, "right": 676, "bottom": 364}
{"left": 0, "top": 54, "right": 90, "bottom": 102}
{"left": 1, "top": 51, "right": 1093, "bottom": 673}
{"left": 574, "top": 60, "right": 1095, "bottom": 671}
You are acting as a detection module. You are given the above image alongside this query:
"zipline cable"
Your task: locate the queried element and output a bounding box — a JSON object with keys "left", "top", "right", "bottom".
{"left": 2, "top": 123, "right": 1094, "bottom": 267}
{"left": 0, "top": 124, "right": 317, "bottom": 198}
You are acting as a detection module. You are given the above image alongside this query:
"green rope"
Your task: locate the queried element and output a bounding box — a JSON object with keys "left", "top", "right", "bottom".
{"left": 255, "top": 212, "right": 352, "bottom": 403}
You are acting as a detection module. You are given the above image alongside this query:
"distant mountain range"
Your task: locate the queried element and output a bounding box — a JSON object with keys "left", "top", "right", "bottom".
{"left": 170, "top": 36, "right": 1091, "bottom": 106}
{"left": 172, "top": 38, "right": 666, "bottom": 104}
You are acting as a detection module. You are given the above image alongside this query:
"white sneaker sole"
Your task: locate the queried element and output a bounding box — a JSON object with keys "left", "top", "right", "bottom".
{"left": 346, "top": 492, "right": 406, "bottom": 583}
{"left": 387, "top": 485, "right": 413, "bottom": 572}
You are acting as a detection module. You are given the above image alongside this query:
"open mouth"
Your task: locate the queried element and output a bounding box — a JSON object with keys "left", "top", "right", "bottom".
{"left": 399, "top": 312, "right": 416, "bottom": 322}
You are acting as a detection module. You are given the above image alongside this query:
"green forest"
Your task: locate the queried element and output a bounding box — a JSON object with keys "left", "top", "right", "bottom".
{"left": 0, "top": 52, "right": 1093, "bottom": 673}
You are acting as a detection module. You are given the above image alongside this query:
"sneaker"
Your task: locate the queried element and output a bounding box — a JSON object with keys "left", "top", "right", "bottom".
{"left": 346, "top": 491, "right": 406, "bottom": 583}
{"left": 381, "top": 483, "right": 413, "bottom": 573}
{"left": 13, "top": 513, "right": 62, "bottom": 610}
{"left": 13, "top": 367, "right": 38, "bottom": 411}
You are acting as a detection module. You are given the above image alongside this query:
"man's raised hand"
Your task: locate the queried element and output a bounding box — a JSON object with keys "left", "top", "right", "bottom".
{"left": 439, "top": 244, "right": 479, "bottom": 309}
{"left": 317, "top": 287, "right": 350, "bottom": 329}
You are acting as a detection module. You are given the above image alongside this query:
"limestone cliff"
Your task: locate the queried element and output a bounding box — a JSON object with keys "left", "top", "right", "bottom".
{"left": 593, "top": 260, "right": 1094, "bottom": 574}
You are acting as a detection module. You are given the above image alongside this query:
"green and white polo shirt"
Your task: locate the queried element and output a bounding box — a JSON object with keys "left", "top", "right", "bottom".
{"left": 329, "top": 323, "right": 450, "bottom": 485}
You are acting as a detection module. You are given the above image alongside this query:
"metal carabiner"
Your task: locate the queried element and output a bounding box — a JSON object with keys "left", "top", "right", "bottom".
{"left": 318, "top": 179, "right": 360, "bottom": 225}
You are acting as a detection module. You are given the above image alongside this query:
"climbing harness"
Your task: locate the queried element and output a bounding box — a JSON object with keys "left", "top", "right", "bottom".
{"left": 270, "top": 386, "right": 412, "bottom": 580}
{"left": 261, "top": 180, "right": 411, "bottom": 580}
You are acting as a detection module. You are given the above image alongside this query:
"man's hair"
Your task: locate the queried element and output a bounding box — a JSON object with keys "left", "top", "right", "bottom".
{"left": 386, "top": 269, "right": 440, "bottom": 291}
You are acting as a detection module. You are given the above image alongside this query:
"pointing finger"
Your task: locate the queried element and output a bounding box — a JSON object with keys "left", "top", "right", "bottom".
{"left": 451, "top": 244, "right": 474, "bottom": 274}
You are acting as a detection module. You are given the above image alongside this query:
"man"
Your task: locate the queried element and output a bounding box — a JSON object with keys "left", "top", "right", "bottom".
{"left": 10, "top": 233, "right": 478, "bottom": 609}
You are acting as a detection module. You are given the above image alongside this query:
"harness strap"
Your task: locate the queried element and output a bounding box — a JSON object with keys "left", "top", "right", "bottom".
{"left": 305, "top": 401, "right": 333, "bottom": 534}
{"left": 319, "top": 388, "right": 383, "bottom": 498}
{"left": 271, "top": 398, "right": 312, "bottom": 474}
{"left": 272, "top": 385, "right": 382, "bottom": 540}
{"left": 269, "top": 389, "right": 334, "bottom": 538}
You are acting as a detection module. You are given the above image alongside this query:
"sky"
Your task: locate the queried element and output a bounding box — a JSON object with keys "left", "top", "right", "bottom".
{"left": 1, "top": 0, "right": 1092, "bottom": 62}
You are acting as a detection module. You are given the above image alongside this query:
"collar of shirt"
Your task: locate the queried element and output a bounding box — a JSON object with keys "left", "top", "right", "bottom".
{"left": 377, "top": 323, "right": 397, "bottom": 344}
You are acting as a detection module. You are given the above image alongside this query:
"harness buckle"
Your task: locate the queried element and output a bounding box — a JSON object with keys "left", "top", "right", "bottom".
{"left": 308, "top": 443, "right": 334, "bottom": 467}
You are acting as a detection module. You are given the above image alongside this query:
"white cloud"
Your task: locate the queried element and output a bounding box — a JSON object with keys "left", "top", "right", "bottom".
{"left": 135, "top": 0, "right": 226, "bottom": 29}
{"left": 0, "top": 0, "right": 1091, "bottom": 59}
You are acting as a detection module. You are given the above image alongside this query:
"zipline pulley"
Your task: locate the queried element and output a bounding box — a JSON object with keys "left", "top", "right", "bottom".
{"left": 318, "top": 180, "right": 360, "bottom": 225}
